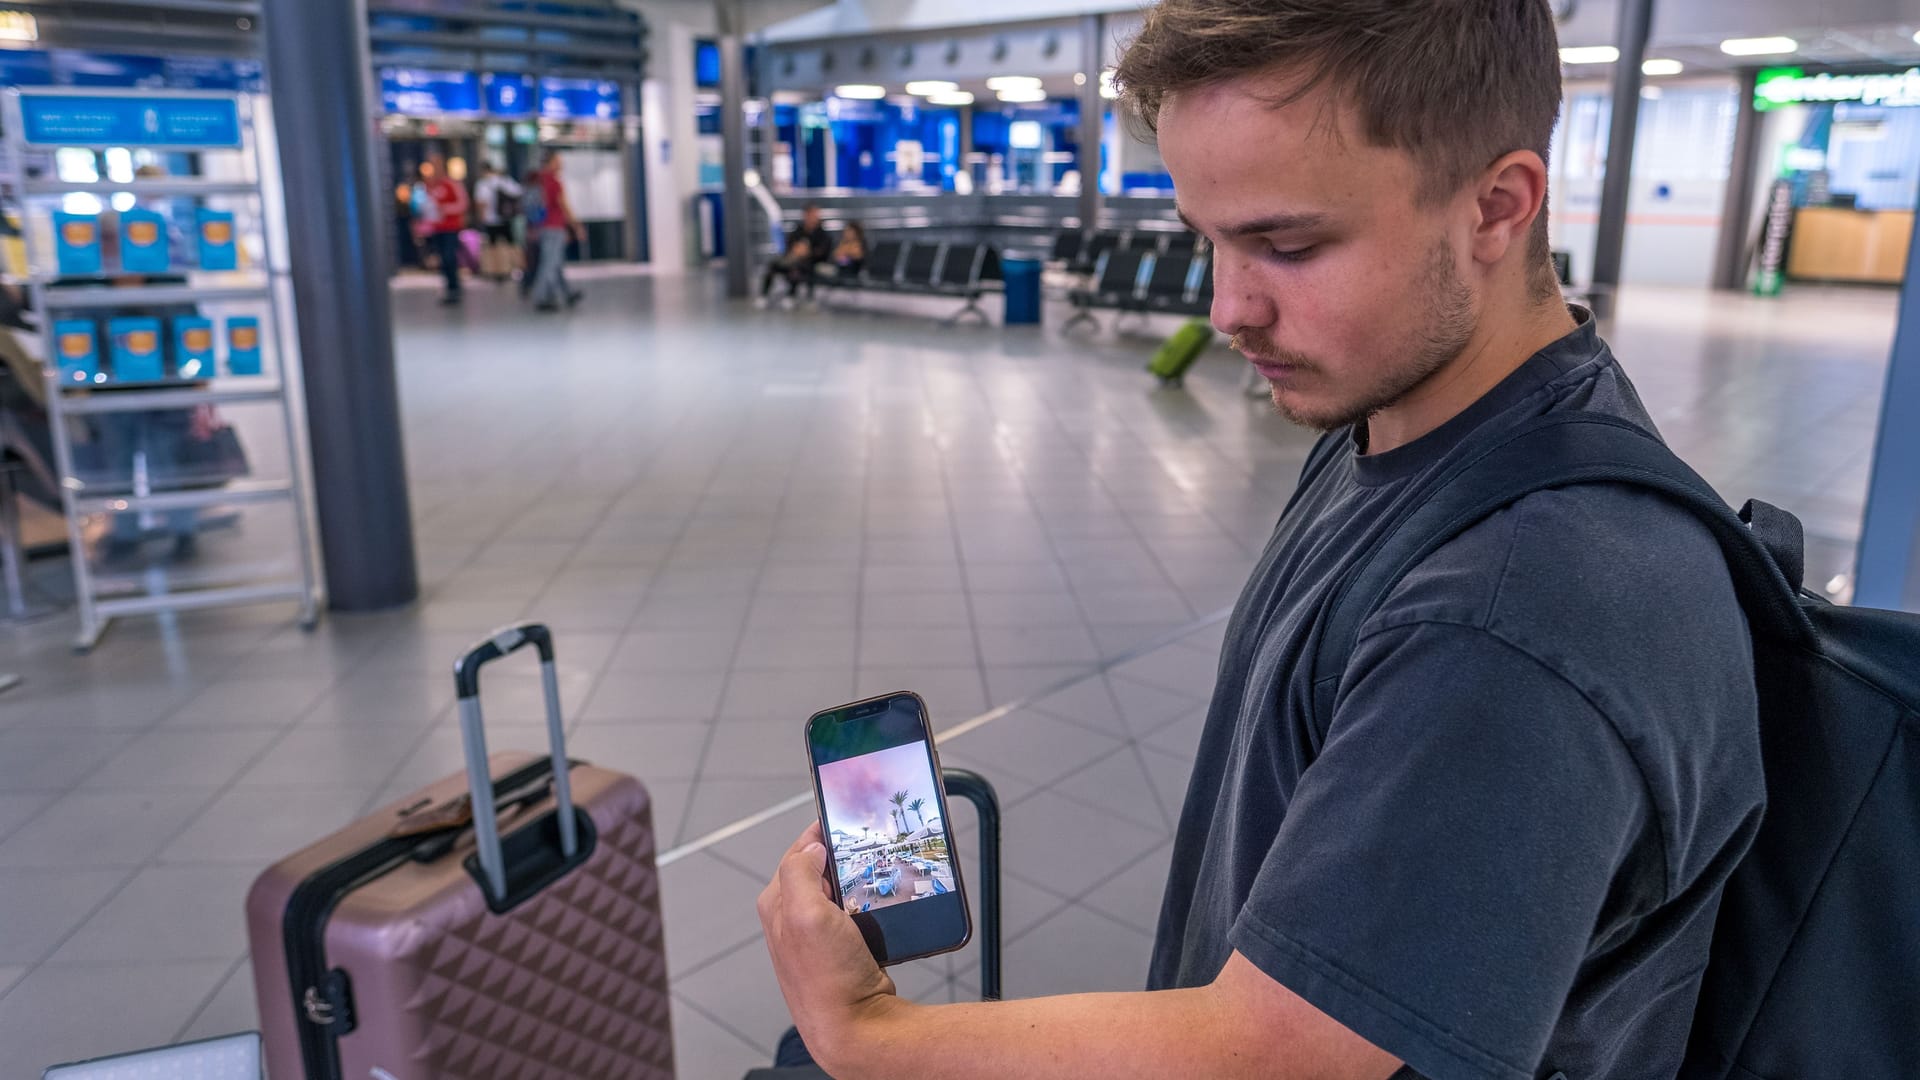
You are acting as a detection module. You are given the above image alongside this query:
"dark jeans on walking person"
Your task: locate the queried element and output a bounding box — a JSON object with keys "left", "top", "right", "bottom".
{"left": 431, "top": 231, "right": 461, "bottom": 303}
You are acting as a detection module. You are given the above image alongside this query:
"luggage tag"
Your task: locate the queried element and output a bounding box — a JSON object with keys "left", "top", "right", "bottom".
{"left": 390, "top": 773, "right": 559, "bottom": 861}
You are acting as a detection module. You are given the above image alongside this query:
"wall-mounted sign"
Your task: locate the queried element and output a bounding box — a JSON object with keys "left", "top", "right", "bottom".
{"left": 18, "top": 93, "right": 241, "bottom": 147}
{"left": 538, "top": 77, "right": 620, "bottom": 120}
{"left": 380, "top": 67, "right": 481, "bottom": 117}
{"left": 0, "top": 10, "right": 37, "bottom": 42}
{"left": 484, "top": 72, "right": 534, "bottom": 117}
{"left": 1756, "top": 66, "right": 1920, "bottom": 110}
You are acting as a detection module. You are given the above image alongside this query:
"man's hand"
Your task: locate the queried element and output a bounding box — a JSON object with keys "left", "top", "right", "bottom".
{"left": 572, "top": 223, "right": 587, "bottom": 245}
{"left": 758, "top": 823, "right": 905, "bottom": 1069}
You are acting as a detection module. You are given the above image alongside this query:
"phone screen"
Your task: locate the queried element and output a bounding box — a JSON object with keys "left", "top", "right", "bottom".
{"left": 807, "top": 692, "right": 971, "bottom": 965}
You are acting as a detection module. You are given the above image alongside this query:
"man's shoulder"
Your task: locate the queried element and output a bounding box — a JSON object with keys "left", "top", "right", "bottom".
{"left": 1368, "top": 480, "right": 1749, "bottom": 693}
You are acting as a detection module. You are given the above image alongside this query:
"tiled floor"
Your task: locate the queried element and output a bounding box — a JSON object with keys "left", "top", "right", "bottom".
{"left": 0, "top": 270, "right": 1899, "bottom": 1075}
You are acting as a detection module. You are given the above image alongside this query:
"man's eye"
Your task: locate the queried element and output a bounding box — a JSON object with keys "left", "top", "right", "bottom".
{"left": 1265, "top": 244, "right": 1317, "bottom": 264}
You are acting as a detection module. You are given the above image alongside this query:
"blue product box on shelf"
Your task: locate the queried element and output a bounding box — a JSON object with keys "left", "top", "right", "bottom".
{"left": 173, "top": 316, "right": 215, "bottom": 379}
{"left": 107, "top": 316, "right": 165, "bottom": 382}
{"left": 52, "top": 320, "right": 100, "bottom": 385}
{"left": 119, "top": 208, "right": 170, "bottom": 273}
{"left": 226, "top": 316, "right": 262, "bottom": 375}
{"left": 195, "top": 208, "right": 237, "bottom": 270}
{"left": 52, "top": 212, "right": 102, "bottom": 275}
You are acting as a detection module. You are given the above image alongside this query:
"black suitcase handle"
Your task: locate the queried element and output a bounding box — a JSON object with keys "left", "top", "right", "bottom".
{"left": 452, "top": 622, "right": 579, "bottom": 907}
{"left": 943, "top": 768, "right": 1001, "bottom": 1001}
{"left": 453, "top": 622, "right": 554, "bottom": 698}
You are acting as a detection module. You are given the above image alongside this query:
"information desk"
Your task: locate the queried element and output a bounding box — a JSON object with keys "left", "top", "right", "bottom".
{"left": 1788, "top": 207, "right": 1913, "bottom": 285}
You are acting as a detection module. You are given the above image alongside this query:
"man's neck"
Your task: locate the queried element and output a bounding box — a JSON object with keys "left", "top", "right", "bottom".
{"left": 1363, "top": 297, "right": 1578, "bottom": 455}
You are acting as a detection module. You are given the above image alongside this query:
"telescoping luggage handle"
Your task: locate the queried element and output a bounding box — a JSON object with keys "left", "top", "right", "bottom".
{"left": 942, "top": 768, "right": 1001, "bottom": 1001}
{"left": 452, "top": 622, "right": 578, "bottom": 904}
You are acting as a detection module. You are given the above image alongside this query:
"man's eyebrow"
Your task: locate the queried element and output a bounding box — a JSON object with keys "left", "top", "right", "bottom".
{"left": 1176, "top": 207, "right": 1329, "bottom": 238}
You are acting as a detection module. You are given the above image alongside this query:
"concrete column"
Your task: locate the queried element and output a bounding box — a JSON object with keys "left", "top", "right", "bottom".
{"left": 262, "top": 0, "right": 418, "bottom": 611}
{"left": 718, "top": 0, "right": 751, "bottom": 298}
{"left": 642, "top": 19, "right": 704, "bottom": 274}
{"left": 1076, "top": 14, "right": 1104, "bottom": 233}
{"left": 1587, "top": 0, "right": 1653, "bottom": 320}
{"left": 1711, "top": 69, "right": 1761, "bottom": 291}
{"left": 1854, "top": 207, "right": 1920, "bottom": 611}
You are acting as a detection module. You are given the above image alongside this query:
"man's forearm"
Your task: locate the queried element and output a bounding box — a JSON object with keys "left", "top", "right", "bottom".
{"left": 826, "top": 986, "right": 1277, "bottom": 1080}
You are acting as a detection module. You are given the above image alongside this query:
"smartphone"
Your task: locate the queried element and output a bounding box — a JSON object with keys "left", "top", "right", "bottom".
{"left": 806, "top": 691, "right": 971, "bottom": 966}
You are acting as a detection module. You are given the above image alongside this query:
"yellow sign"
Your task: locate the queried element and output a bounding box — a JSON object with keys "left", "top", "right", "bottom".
{"left": 230, "top": 326, "right": 259, "bottom": 349}
{"left": 127, "top": 221, "right": 159, "bottom": 245}
{"left": 184, "top": 328, "right": 212, "bottom": 351}
{"left": 123, "top": 330, "right": 157, "bottom": 353}
{"left": 58, "top": 332, "right": 90, "bottom": 359}
{"left": 202, "top": 219, "right": 233, "bottom": 244}
{"left": 61, "top": 220, "right": 95, "bottom": 245}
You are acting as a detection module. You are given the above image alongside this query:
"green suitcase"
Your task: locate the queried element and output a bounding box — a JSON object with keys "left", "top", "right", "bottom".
{"left": 1147, "top": 317, "right": 1214, "bottom": 385}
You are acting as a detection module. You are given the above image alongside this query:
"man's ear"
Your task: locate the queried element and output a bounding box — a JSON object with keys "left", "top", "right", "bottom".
{"left": 1469, "top": 150, "right": 1549, "bottom": 268}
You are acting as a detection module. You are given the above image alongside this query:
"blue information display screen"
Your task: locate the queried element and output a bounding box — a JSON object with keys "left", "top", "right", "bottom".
{"left": 484, "top": 73, "right": 535, "bottom": 117}
{"left": 538, "top": 77, "right": 621, "bottom": 120}
{"left": 18, "top": 94, "right": 242, "bottom": 147}
{"left": 380, "top": 68, "right": 482, "bottom": 116}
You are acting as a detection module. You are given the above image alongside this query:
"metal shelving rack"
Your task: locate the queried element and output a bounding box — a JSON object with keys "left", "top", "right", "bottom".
{"left": 3, "top": 87, "right": 319, "bottom": 651}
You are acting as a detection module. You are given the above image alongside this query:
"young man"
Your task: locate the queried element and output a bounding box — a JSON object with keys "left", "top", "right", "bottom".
{"left": 758, "top": 3, "right": 1764, "bottom": 1079}
{"left": 420, "top": 152, "right": 469, "bottom": 306}
{"left": 757, "top": 202, "right": 833, "bottom": 307}
{"left": 530, "top": 150, "right": 585, "bottom": 312}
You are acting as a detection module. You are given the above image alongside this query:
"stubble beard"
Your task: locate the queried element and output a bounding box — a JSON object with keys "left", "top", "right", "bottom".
{"left": 1236, "top": 239, "right": 1477, "bottom": 434}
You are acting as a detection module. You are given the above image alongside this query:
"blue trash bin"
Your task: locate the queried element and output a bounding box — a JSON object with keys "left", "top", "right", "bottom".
{"left": 1002, "top": 255, "right": 1043, "bottom": 325}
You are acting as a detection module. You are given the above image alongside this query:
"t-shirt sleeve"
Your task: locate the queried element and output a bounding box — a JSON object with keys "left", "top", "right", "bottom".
{"left": 1227, "top": 619, "right": 1656, "bottom": 1080}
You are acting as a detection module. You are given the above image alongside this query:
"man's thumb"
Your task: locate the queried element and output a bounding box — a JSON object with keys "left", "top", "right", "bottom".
{"left": 781, "top": 840, "right": 828, "bottom": 888}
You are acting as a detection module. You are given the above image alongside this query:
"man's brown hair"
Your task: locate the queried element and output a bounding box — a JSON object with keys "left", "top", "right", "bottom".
{"left": 1116, "top": 0, "right": 1564, "bottom": 296}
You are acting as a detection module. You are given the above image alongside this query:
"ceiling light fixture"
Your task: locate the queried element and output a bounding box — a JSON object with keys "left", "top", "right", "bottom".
{"left": 996, "top": 87, "right": 1049, "bottom": 103}
{"left": 833, "top": 84, "right": 887, "bottom": 99}
{"left": 1099, "top": 69, "right": 1118, "bottom": 100}
{"left": 1559, "top": 46, "right": 1620, "bottom": 64}
{"left": 985, "top": 75, "right": 1043, "bottom": 91}
{"left": 927, "top": 91, "right": 975, "bottom": 106}
{"left": 1641, "top": 58, "right": 1685, "bottom": 76}
{"left": 1720, "top": 36, "right": 1798, "bottom": 56}
{"left": 905, "top": 80, "right": 958, "bottom": 96}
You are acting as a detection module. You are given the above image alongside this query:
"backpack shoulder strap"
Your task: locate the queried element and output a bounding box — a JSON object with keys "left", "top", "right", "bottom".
{"left": 1308, "top": 412, "right": 1814, "bottom": 726}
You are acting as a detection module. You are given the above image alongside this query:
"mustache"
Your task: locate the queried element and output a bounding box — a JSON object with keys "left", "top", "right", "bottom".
{"left": 1229, "top": 330, "right": 1316, "bottom": 369}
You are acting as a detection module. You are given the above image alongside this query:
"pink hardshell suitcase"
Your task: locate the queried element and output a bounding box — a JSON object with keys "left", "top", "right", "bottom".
{"left": 246, "top": 623, "right": 674, "bottom": 1078}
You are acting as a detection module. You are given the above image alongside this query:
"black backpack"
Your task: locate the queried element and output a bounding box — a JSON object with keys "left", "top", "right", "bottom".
{"left": 1307, "top": 411, "right": 1919, "bottom": 1079}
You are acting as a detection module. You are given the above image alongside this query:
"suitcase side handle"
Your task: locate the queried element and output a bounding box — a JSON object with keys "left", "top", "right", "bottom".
{"left": 453, "top": 622, "right": 578, "bottom": 904}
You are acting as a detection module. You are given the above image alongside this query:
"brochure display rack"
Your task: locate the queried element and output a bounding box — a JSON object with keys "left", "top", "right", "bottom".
{"left": 3, "top": 88, "right": 319, "bottom": 650}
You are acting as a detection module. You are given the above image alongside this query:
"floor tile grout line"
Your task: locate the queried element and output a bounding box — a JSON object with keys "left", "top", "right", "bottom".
{"left": 927, "top": 364, "right": 998, "bottom": 733}
{"left": 0, "top": 862, "right": 144, "bottom": 1009}
{"left": 169, "top": 953, "right": 252, "bottom": 1045}
{"left": 670, "top": 395, "right": 810, "bottom": 849}
{"left": 674, "top": 980, "right": 782, "bottom": 1058}
{"left": 658, "top": 606, "right": 1227, "bottom": 867}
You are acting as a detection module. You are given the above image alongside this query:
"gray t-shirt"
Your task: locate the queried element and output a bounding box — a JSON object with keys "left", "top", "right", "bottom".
{"left": 1148, "top": 314, "right": 1764, "bottom": 1080}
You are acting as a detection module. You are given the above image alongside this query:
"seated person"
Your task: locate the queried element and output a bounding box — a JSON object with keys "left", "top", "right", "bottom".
{"left": 825, "top": 221, "right": 867, "bottom": 278}
{"left": 758, "top": 202, "right": 831, "bottom": 304}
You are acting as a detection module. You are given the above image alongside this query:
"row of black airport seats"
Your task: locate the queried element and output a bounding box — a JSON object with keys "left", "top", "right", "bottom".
{"left": 819, "top": 238, "right": 1004, "bottom": 322}
{"left": 1064, "top": 246, "right": 1214, "bottom": 326}
{"left": 1050, "top": 227, "right": 1201, "bottom": 272}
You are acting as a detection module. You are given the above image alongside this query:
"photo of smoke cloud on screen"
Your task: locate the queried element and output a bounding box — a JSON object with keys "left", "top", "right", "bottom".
{"left": 819, "top": 742, "right": 938, "bottom": 837}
